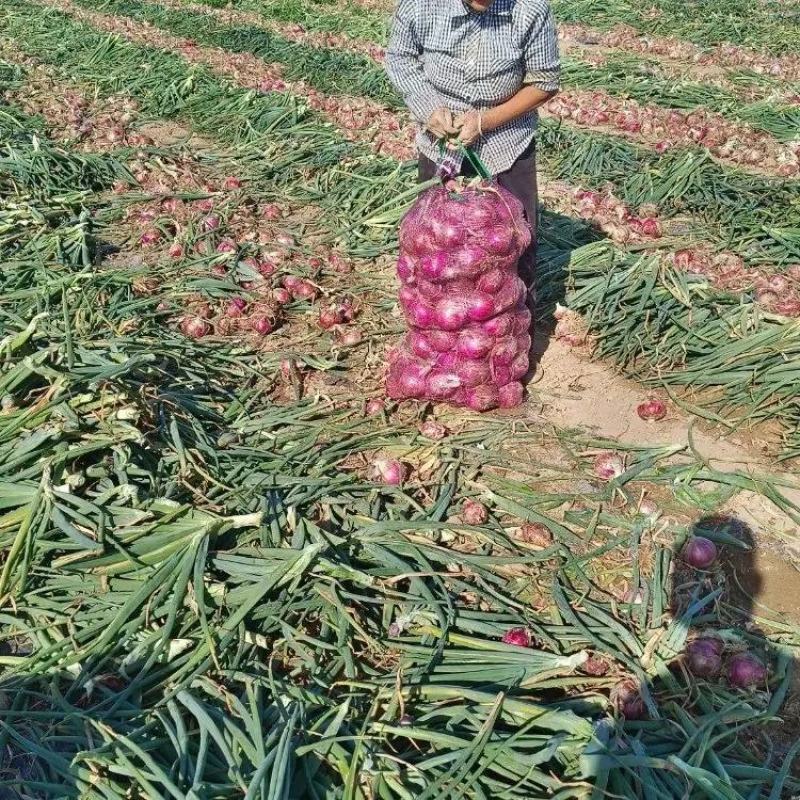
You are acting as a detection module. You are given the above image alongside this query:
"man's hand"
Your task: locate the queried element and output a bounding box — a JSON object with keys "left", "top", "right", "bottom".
{"left": 425, "top": 107, "right": 458, "bottom": 140}
{"left": 454, "top": 110, "right": 483, "bottom": 147}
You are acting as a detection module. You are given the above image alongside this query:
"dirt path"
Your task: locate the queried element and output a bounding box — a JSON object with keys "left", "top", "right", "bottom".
{"left": 531, "top": 334, "right": 800, "bottom": 553}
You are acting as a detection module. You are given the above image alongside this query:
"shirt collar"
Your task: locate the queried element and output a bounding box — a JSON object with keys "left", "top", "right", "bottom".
{"left": 451, "top": 0, "right": 514, "bottom": 18}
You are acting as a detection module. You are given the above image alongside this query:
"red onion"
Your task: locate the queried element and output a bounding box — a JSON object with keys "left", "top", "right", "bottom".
{"left": 318, "top": 307, "right": 339, "bottom": 330}
{"left": 456, "top": 329, "right": 493, "bottom": 359}
{"left": 640, "top": 218, "right": 662, "bottom": 238}
{"left": 431, "top": 218, "right": 466, "bottom": 249}
{"left": 168, "top": 242, "right": 184, "bottom": 259}
{"left": 512, "top": 309, "right": 532, "bottom": 336}
{"left": 498, "top": 381, "right": 524, "bottom": 408}
{"left": 418, "top": 420, "right": 448, "bottom": 440}
{"left": 462, "top": 199, "right": 497, "bottom": 228}
{"left": 395, "top": 361, "right": 430, "bottom": 398}
{"left": 594, "top": 452, "right": 624, "bottom": 480}
{"left": 492, "top": 339, "right": 518, "bottom": 367}
{"left": 510, "top": 354, "right": 529, "bottom": 381}
{"left": 292, "top": 280, "right": 318, "bottom": 301}
{"left": 455, "top": 359, "right": 491, "bottom": 388}
{"left": 196, "top": 198, "right": 214, "bottom": 212}
{"left": 397, "top": 254, "right": 416, "bottom": 284}
{"left": 492, "top": 363, "right": 512, "bottom": 387}
{"left": 686, "top": 638, "right": 723, "bottom": 677}
{"left": 272, "top": 288, "right": 291, "bottom": 305}
{"left": 261, "top": 203, "right": 282, "bottom": 220}
{"left": 517, "top": 522, "right": 553, "bottom": 547}
{"left": 201, "top": 214, "right": 221, "bottom": 231}
{"left": 483, "top": 225, "right": 516, "bottom": 256}
{"left": 477, "top": 268, "right": 510, "bottom": 294}
{"left": 216, "top": 239, "right": 237, "bottom": 254}
{"left": 222, "top": 176, "right": 242, "bottom": 190}
{"left": 465, "top": 384, "right": 499, "bottom": 412}
{"left": 483, "top": 312, "right": 513, "bottom": 337}
{"left": 466, "top": 292, "right": 496, "bottom": 322}
{"left": 428, "top": 330, "right": 458, "bottom": 352}
{"left": 611, "top": 680, "right": 646, "bottom": 720}
{"left": 369, "top": 457, "right": 406, "bottom": 486}
{"left": 462, "top": 499, "right": 489, "bottom": 525}
{"left": 583, "top": 656, "right": 610, "bottom": 676}
{"left": 682, "top": 536, "right": 718, "bottom": 569}
{"left": 276, "top": 233, "right": 295, "bottom": 248}
{"left": 426, "top": 372, "right": 462, "bottom": 400}
{"left": 250, "top": 315, "right": 274, "bottom": 335}
{"left": 365, "top": 398, "right": 385, "bottom": 416}
{"left": 179, "top": 316, "right": 210, "bottom": 339}
{"left": 226, "top": 297, "right": 248, "bottom": 317}
{"left": 727, "top": 652, "right": 767, "bottom": 689}
{"left": 637, "top": 497, "right": 660, "bottom": 521}
{"left": 501, "top": 627, "right": 531, "bottom": 647}
{"left": 210, "top": 264, "right": 228, "bottom": 277}
{"left": 408, "top": 330, "right": 436, "bottom": 360}
{"left": 434, "top": 298, "right": 470, "bottom": 331}
{"left": 336, "top": 328, "right": 363, "bottom": 346}
{"left": 451, "top": 244, "right": 487, "bottom": 278}
{"left": 336, "top": 297, "right": 357, "bottom": 323}
{"left": 437, "top": 352, "right": 458, "bottom": 370}
{"left": 637, "top": 398, "right": 667, "bottom": 421}
{"left": 419, "top": 251, "right": 448, "bottom": 281}
{"left": 139, "top": 229, "right": 161, "bottom": 246}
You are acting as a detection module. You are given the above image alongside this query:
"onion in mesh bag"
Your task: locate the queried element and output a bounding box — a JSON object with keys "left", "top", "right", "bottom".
{"left": 428, "top": 329, "right": 458, "bottom": 352}
{"left": 419, "top": 251, "right": 449, "bottom": 281}
{"left": 456, "top": 327, "right": 494, "bottom": 359}
{"left": 386, "top": 352, "right": 431, "bottom": 399}
{"left": 499, "top": 381, "right": 524, "bottom": 408}
{"left": 455, "top": 358, "right": 492, "bottom": 387}
{"left": 396, "top": 254, "right": 416, "bottom": 284}
{"left": 510, "top": 354, "right": 529, "bottom": 380}
{"left": 426, "top": 370, "right": 462, "bottom": 400}
{"left": 408, "top": 330, "right": 437, "bottom": 360}
{"left": 464, "top": 383, "right": 500, "bottom": 412}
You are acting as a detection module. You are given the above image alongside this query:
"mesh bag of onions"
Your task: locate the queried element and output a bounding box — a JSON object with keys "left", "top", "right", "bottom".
{"left": 387, "top": 181, "right": 532, "bottom": 411}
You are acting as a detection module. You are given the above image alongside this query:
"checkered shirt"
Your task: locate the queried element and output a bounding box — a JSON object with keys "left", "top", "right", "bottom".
{"left": 385, "top": 0, "right": 560, "bottom": 176}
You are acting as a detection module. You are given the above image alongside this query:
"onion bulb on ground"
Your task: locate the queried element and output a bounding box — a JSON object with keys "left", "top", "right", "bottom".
{"left": 368, "top": 457, "right": 406, "bottom": 486}
{"left": 225, "top": 297, "right": 248, "bottom": 318}
{"left": 250, "top": 315, "right": 274, "bottom": 336}
{"left": 461, "top": 499, "right": 489, "bottom": 525}
{"left": 335, "top": 328, "right": 363, "bottom": 347}
{"left": 365, "top": 398, "right": 385, "bottom": 416}
{"left": 637, "top": 398, "right": 667, "bottom": 421}
{"left": 418, "top": 420, "right": 448, "bottom": 440}
{"left": 611, "top": 680, "right": 646, "bottom": 720}
{"left": 502, "top": 627, "right": 532, "bottom": 647}
{"left": 583, "top": 656, "right": 611, "bottom": 676}
{"left": 594, "top": 452, "right": 624, "bottom": 480}
{"left": 685, "top": 638, "right": 723, "bottom": 677}
{"left": 516, "top": 522, "right": 553, "bottom": 547}
{"left": 682, "top": 536, "right": 718, "bottom": 569}
{"left": 728, "top": 652, "right": 767, "bottom": 688}
{"left": 515, "top": 522, "right": 553, "bottom": 548}
{"left": 179, "top": 316, "right": 210, "bottom": 339}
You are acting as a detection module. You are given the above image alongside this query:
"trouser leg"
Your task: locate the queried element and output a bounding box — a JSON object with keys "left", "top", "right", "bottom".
{"left": 494, "top": 144, "right": 538, "bottom": 307}
{"left": 418, "top": 152, "right": 438, "bottom": 182}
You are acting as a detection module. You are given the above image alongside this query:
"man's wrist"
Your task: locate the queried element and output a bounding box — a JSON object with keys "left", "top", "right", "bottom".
{"left": 480, "top": 108, "right": 500, "bottom": 133}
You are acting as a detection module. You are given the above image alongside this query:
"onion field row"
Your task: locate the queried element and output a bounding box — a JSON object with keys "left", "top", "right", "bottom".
{"left": 2, "top": 0, "right": 800, "bottom": 795}
{"left": 1, "top": 0, "right": 799, "bottom": 454}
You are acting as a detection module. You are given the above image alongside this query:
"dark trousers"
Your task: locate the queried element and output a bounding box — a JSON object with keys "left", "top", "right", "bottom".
{"left": 417, "top": 141, "right": 538, "bottom": 302}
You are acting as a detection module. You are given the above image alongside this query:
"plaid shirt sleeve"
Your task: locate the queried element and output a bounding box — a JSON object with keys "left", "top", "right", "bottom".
{"left": 522, "top": 1, "right": 561, "bottom": 92}
{"left": 385, "top": 0, "right": 445, "bottom": 124}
